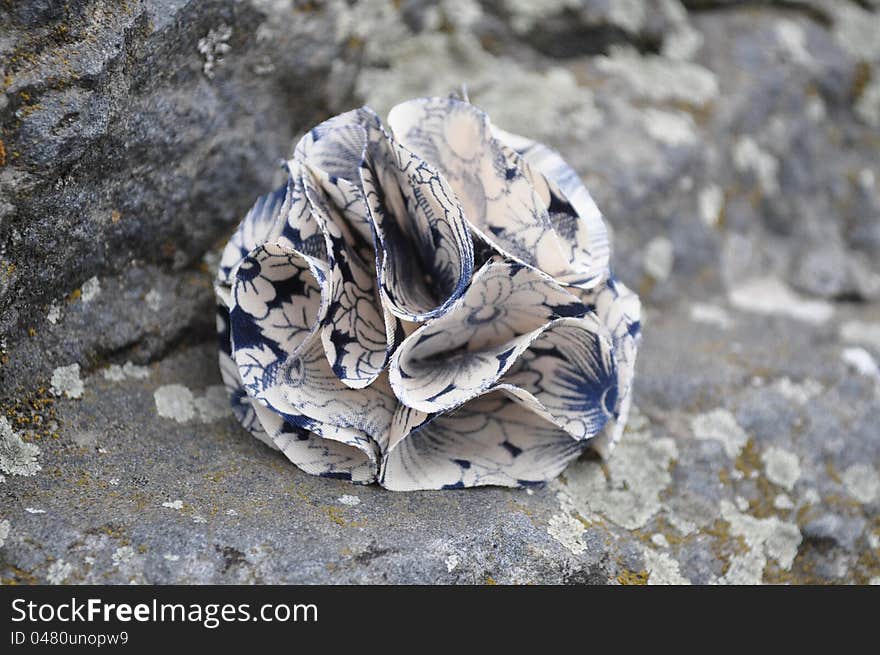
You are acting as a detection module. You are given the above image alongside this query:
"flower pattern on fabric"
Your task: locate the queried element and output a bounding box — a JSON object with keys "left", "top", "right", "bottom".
{"left": 215, "top": 95, "right": 641, "bottom": 490}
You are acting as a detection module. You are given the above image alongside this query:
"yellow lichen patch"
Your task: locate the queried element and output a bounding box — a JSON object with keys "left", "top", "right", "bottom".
{"left": 637, "top": 274, "right": 656, "bottom": 300}
{"left": 93, "top": 523, "right": 129, "bottom": 543}
{"left": 702, "top": 518, "right": 748, "bottom": 576}
{"left": 506, "top": 499, "right": 539, "bottom": 528}
{"left": 573, "top": 511, "right": 593, "bottom": 530}
{"left": 636, "top": 516, "right": 686, "bottom": 548}
{"left": 204, "top": 468, "right": 236, "bottom": 484}
{"left": 735, "top": 438, "right": 761, "bottom": 477}
{"left": 852, "top": 61, "right": 872, "bottom": 101}
{"left": 795, "top": 502, "right": 816, "bottom": 527}
{"left": 320, "top": 505, "right": 365, "bottom": 528}
{"left": 770, "top": 540, "right": 831, "bottom": 585}
{"left": 824, "top": 459, "right": 842, "bottom": 484}
{"left": 110, "top": 209, "right": 121, "bottom": 224}
{"left": 1, "top": 565, "right": 40, "bottom": 585}
{"left": 0, "top": 139, "right": 6, "bottom": 166}
{"left": 484, "top": 575, "right": 497, "bottom": 585}
{"left": 749, "top": 475, "right": 785, "bottom": 520}
{"left": 822, "top": 493, "right": 866, "bottom": 515}
{"left": 853, "top": 526, "right": 880, "bottom": 584}
{"left": 617, "top": 569, "right": 649, "bottom": 585}
{"left": 2, "top": 386, "right": 58, "bottom": 442}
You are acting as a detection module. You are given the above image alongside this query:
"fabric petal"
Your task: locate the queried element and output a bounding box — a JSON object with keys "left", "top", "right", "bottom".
{"left": 388, "top": 97, "right": 609, "bottom": 288}
{"left": 381, "top": 391, "right": 583, "bottom": 491}
{"left": 361, "top": 122, "right": 474, "bottom": 321}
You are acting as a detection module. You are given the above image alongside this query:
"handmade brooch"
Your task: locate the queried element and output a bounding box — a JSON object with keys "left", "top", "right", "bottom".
{"left": 215, "top": 95, "right": 641, "bottom": 490}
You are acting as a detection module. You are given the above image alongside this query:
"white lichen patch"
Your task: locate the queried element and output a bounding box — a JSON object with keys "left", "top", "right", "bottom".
{"left": 145, "top": 288, "right": 162, "bottom": 312}
{"left": 732, "top": 136, "right": 779, "bottom": 195}
{"left": 689, "top": 302, "right": 732, "bottom": 329}
{"left": 643, "top": 236, "right": 675, "bottom": 281}
{"left": 192, "top": 515, "right": 207, "bottom": 524}
{"left": 651, "top": 533, "right": 669, "bottom": 548}
{"left": 337, "top": 494, "right": 361, "bottom": 507}
{"left": 112, "top": 546, "right": 135, "bottom": 567}
{"left": 806, "top": 96, "right": 826, "bottom": 122}
{"left": 729, "top": 277, "right": 833, "bottom": 324}
{"left": 774, "top": 493, "right": 794, "bottom": 510}
{"left": 108, "top": 478, "right": 119, "bottom": 486}
{"left": 192, "top": 385, "right": 233, "bottom": 422}
{"left": 663, "top": 22, "right": 703, "bottom": 61}
{"left": 771, "top": 377, "right": 822, "bottom": 405}
{"left": 761, "top": 447, "right": 801, "bottom": 492}
{"left": 154, "top": 385, "right": 196, "bottom": 423}
{"left": 775, "top": 19, "right": 811, "bottom": 65}
{"left": 164, "top": 554, "right": 180, "bottom": 562}
{"left": 698, "top": 185, "right": 724, "bottom": 227}
{"left": 690, "top": 408, "right": 748, "bottom": 458}
{"left": 445, "top": 553, "right": 459, "bottom": 572}
{"left": 719, "top": 499, "right": 801, "bottom": 578}
{"left": 716, "top": 546, "right": 766, "bottom": 585}
{"left": 641, "top": 108, "right": 697, "bottom": 147}
{"left": 547, "top": 512, "right": 587, "bottom": 555}
{"left": 840, "top": 320, "right": 880, "bottom": 350}
{"left": 0, "top": 416, "right": 41, "bottom": 477}
{"left": 0, "top": 519, "right": 10, "bottom": 547}
{"left": 855, "top": 71, "right": 880, "bottom": 129}
{"left": 102, "top": 365, "right": 125, "bottom": 382}
{"left": 46, "top": 559, "right": 72, "bottom": 584}
{"left": 155, "top": 384, "right": 231, "bottom": 423}
{"left": 596, "top": 50, "right": 719, "bottom": 107}
{"left": 80, "top": 276, "right": 101, "bottom": 303}
{"left": 46, "top": 301, "right": 62, "bottom": 325}
{"left": 50, "top": 363, "right": 84, "bottom": 399}
{"left": 198, "top": 24, "right": 232, "bottom": 79}
{"left": 842, "top": 347, "right": 880, "bottom": 379}
{"left": 829, "top": 2, "right": 880, "bottom": 61}
{"left": 161, "top": 500, "right": 184, "bottom": 510}
{"left": 841, "top": 464, "right": 880, "bottom": 504}
{"left": 103, "top": 361, "right": 150, "bottom": 382}
{"left": 643, "top": 548, "right": 690, "bottom": 585}
{"left": 557, "top": 429, "right": 678, "bottom": 530}
{"left": 25, "top": 508, "right": 46, "bottom": 514}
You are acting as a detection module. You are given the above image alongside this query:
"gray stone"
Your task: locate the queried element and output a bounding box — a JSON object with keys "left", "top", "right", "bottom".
{"left": 1, "top": 0, "right": 879, "bottom": 584}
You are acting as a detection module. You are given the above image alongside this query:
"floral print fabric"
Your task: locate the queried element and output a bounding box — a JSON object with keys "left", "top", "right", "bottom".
{"left": 215, "top": 96, "right": 641, "bottom": 491}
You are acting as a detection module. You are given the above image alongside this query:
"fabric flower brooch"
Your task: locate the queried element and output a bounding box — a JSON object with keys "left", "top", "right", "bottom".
{"left": 215, "top": 96, "right": 641, "bottom": 491}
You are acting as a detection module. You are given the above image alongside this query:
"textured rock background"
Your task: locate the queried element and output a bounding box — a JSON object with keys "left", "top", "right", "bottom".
{"left": 1, "top": 0, "right": 878, "bottom": 584}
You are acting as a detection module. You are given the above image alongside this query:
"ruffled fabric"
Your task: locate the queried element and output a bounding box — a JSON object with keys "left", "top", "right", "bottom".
{"left": 215, "top": 96, "right": 641, "bottom": 491}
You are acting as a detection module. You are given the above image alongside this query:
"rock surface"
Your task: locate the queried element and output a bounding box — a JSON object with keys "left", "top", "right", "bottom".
{"left": 1, "top": 0, "right": 878, "bottom": 584}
